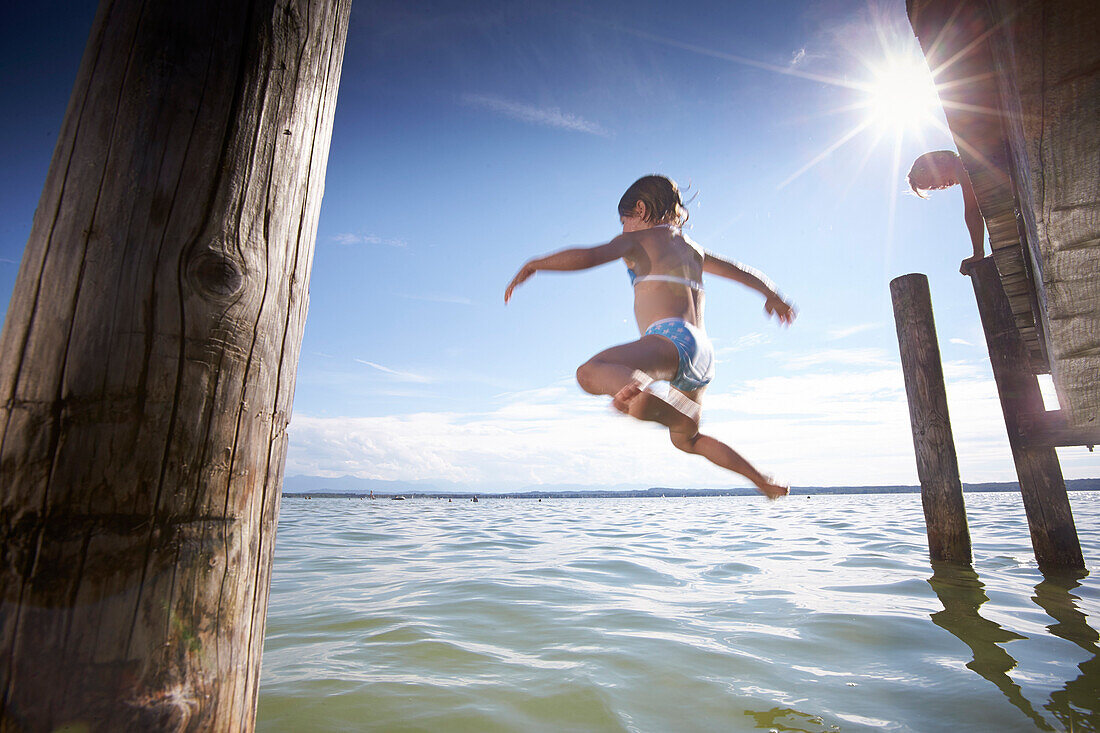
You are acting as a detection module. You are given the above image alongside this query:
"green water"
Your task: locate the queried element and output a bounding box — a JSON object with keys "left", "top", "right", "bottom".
{"left": 257, "top": 493, "right": 1100, "bottom": 731}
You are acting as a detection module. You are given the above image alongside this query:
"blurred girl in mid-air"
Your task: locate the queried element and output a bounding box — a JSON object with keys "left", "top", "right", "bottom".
{"left": 505, "top": 175, "right": 795, "bottom": 499}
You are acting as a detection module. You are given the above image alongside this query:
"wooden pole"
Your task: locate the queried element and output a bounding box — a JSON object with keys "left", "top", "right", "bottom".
{"left": 0, "top": 1, "right": 351, "bottom": 730}
{"left": 966, "top": 258, "right": 1084, "bottom": 571}
{"left": 891, "top": 274, "right": 972, "bottom": 564}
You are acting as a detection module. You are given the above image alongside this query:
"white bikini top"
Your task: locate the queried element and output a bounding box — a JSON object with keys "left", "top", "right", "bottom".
{"left": 626, "top": 224, "right": 704, "bottom": 291}
{"left": 628, "top": 272, "right": 704, "bottom": 290}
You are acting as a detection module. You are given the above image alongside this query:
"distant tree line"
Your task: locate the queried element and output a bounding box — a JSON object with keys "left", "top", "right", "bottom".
{"left": 284, "top": 478, "right": 1100, "bottom": 500}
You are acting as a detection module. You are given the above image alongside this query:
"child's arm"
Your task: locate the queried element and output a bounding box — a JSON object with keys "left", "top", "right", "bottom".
{"left": 957, "top": 165, "right": 986, "bottom": 275}
{"left": 702, "top": 251, "right": 796, "bottom": 325}
{"left": 505, "top": 236, "right": 634, "bottom": 303}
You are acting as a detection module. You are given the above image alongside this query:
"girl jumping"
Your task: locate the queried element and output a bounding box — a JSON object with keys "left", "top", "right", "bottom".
{"left": 505, "top": 175, "right": 795, "bottom": 499}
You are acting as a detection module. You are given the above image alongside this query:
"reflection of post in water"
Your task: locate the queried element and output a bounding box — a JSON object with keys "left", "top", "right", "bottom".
{"left": 927, "top": 562, "right": 1052, "bottom": 730}
{"left": 743, "top": 706, "right": 837, "bottom": 732}
{"left": 1033, "top": 571, "right": 1100, "bottom": 731}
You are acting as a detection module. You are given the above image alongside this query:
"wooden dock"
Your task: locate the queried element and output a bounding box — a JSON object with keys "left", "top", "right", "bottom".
{"left": 908, "top": 0, "right": 1100, "bottom": 431}
{"left": 898, "top": 0, "right": 1098, "bottom": 572}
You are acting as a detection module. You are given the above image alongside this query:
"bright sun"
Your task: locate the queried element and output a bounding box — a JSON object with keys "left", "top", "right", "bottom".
{"left": 864, "top": 55, "right": 941, "bottom": 133}
{"left": 625, "top": 16, "right": 950, "bottom": 193}
{"left": 769, "top": 44, "right": 946, "bottom": 190}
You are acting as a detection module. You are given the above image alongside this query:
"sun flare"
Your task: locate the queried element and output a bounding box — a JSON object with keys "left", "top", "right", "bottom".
{"left": 863, "top": 55, "right": 942, "bottom": 133}
{"left": 622, "top": 10, "right": 955, "bottom": 212}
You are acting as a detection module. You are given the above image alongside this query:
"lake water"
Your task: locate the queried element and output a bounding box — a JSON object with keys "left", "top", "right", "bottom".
{"left": 257, "top": 493, "right": 1100, "bottom": 732}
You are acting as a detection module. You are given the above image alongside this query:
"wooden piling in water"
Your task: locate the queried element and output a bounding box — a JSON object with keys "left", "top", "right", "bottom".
{"left": 966, "top": 258, "right": 1084, "bottom": 572}
{"left": 890, "top": 274, "right": 972, "bottom": 564}
{"left": 0, "top": 1, "right": 351, "bottom": 729}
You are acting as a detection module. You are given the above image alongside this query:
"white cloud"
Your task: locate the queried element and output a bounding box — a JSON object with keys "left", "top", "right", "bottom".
{"left": 284, "top": 357, "right": 1076, "bottom": 491}
{"left": 789, "top": 48, "right": 807, "bottom": 66}
{"left": 775, "top": 347, "right": 896, "bottom": 370}
{"left": 286, "top": 384, "right": 666, "bottom": 489}
{"left": 826, "top": 323, "right": 879, "bottom": 340}
{"left": 949, "top": 338, "right": 973, "bottom": 346}
{"left": 460, "top": 93, "right": 610, "bottom": 137}
{"left": 333, "top": 233, "right": 407, "bottom": 247}
{"left": 353, "top": 358, "right": 433, "bottom": 383}
{"left": 715, "top": 331, "right": 771, "bottom": 356}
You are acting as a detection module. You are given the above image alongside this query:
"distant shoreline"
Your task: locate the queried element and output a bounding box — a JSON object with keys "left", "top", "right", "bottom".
{"left": 283, "top": 478, "right": 1100, "bottom": 500}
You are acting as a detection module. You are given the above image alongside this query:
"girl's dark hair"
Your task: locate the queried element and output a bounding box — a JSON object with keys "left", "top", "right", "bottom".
{"left": 618, "top": 175, "right": 688, "bottom": 226}
{"left": 907, "top": 150, "right": 959, "bottom": 198}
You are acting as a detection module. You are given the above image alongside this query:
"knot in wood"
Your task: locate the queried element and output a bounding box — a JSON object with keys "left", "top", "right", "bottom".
{"left": 188, "top": 251, "right": 244, "bottom": 300}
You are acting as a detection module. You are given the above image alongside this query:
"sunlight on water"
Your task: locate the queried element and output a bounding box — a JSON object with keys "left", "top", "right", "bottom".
{"left": 258, "top": 493, "right": 1100, "bottom": 732}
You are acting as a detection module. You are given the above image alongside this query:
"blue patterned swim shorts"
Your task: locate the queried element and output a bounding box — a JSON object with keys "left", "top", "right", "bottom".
{"left": 644, "top": 318, "right": 714, "bottom": 392}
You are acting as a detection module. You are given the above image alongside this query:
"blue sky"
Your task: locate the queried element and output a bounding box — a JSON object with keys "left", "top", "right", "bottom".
{"left": 1, "top": 1, "right": 1095, "bottom": 490}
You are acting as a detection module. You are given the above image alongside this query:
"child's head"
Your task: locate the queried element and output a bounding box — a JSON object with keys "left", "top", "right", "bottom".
{"left": 907, "top": 150, "right": 960, "bottom": 197}
{"left": 618, "top": 175, "right": 688, "bottom": 226}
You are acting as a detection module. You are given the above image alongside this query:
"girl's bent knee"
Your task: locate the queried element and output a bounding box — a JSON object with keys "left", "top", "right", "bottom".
{"left": 575, "top": 360, "right": 601, "bottom": 394}
{"left": 670, "top": 431, "right": 697, "bottom": 453}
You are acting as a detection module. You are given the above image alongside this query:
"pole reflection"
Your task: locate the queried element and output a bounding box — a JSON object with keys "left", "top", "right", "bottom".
{"left": 1032, "top": 570, "right": 1100, "bottom": 731}
{"left": 927, "top": 562, "right": 1051, "bottom": 730}
{"left": 927, "top": 562, "right": 1100, "bottom": 732}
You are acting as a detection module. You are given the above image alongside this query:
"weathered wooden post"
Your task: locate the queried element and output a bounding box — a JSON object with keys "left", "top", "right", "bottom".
{"left": 966, "top": 258, "right": 1084, "bottom": 571}
{"left": 891, "top": 274, "right": 972, "bottom": 564}
{"left": 0, "top": 1, "right": 351, "bottom": 730}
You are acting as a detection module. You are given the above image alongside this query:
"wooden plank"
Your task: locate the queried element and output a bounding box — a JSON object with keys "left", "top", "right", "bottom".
{"left": 891, "top": 274, "right": 972, "bottom": 564}
{"left": 966, "top": 258, "right": 1083, "bottom": 571}
{"left": 984, "top": 0, "right": 1100, "bottom": 427}
{"left": 907, "top": 0, "right": 1051, "bottom": 374}
{"left": 0, "top": 1, "right": 352, "bottom": 730}
{"left": 1018, "top": 410, "right": 1100, "bottom": 448}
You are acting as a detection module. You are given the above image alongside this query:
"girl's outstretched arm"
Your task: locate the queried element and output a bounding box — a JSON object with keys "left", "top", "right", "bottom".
{"left": 505, "top": 236, "right": 635, "bottom": 303}
{"left": 702, "top": 251, "right": 796, "bottom": 325}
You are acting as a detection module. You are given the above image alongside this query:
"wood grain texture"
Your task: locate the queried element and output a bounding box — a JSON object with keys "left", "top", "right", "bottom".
{"left": 907, "top": 0, "right": 1100, "bottom": 427}
{"left": 1017, "top": 410, "right": 1100, "bottom": 448}
{"left": 995, "top": 0, "right": 1100, "bottom": 430}
{"left": 906, "top": 0, "right": 1049, "bottom": 373}
{"left": 968, "top": 258, "right": 1084, "bottom": 571}
{"left": 0, "top": 0, "right": 351, "bottom": 729}
{"left": 891, "top": 274, "right": 972, "bottom": 564}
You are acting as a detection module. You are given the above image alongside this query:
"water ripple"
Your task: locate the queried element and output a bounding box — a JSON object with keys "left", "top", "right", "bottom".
{"left": 259, "top": 494, "right": 1100, "bottom": 732}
